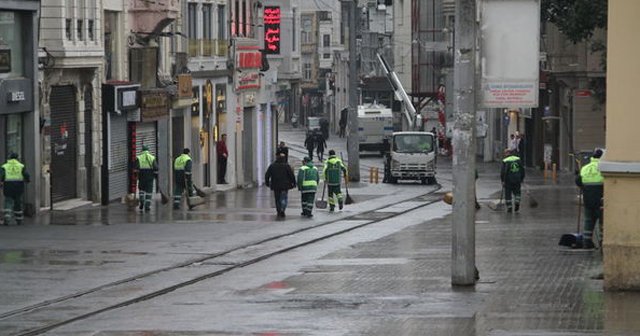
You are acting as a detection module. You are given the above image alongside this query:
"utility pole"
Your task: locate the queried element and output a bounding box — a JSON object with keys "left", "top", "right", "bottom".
{"left": 344, "top": 0, "right": 360, "bottom": 181}
{"left": 451, "top": 0, "right": 477, "bottom": 286}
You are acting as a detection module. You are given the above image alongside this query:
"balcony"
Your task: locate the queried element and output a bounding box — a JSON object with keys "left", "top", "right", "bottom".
{"left": 203, "top": 40, "right": 214, "bottom": 56}
{"left": 188, "top": 39, "right": 228, "bottom": 58}
{"left": 216, "top": 40, "right": 228, "bottom": 57}
{"left": 189, "top": 39, "right": 199, "bottom": 57}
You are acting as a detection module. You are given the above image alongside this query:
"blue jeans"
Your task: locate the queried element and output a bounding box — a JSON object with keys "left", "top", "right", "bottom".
{"left": 274, "top": 190, "right": 289, "bottom": 213}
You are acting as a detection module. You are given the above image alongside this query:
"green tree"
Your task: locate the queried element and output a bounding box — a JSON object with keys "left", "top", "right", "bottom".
{"left": 542, "top": 0, "right": 607, "bottom": 103}
{"left": 541, "top": 0, "right": 607, "bottom": 44}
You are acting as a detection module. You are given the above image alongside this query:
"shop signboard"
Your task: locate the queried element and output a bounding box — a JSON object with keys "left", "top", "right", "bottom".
{"left": 139, "top": 89, "right": 169, "bottom": 121}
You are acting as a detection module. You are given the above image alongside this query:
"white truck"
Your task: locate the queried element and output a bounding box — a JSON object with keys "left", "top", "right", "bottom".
{"left": 376, "top": 52, "right": 437, "bottom": 184}
{"left": 357, "top": 103, "right": 394, "bottom": 155}
{"left": 383, "top": 131, "right": 437, "bottom": 184}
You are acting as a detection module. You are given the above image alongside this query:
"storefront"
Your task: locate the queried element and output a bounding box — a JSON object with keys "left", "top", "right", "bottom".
{"left": 0, "top": 3, "right": 40, "bottom": 214}
{"left": 101, "top": 82, "right": 140, "bottom": 204}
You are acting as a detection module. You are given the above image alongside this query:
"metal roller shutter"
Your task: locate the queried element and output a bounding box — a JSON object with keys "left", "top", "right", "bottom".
{"left": 136, "top": 122, "right": 157, "bottom": 156}
{"left": 108, "top": 114, "right": 128, "bottom": 200}
{"left": 50, "top": 85, "right": 77, "bottom": 202}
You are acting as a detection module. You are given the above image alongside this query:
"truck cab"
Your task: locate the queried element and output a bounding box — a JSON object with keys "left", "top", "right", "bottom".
{"left": 383, "top": 131, "right": 437, "bottom": 184}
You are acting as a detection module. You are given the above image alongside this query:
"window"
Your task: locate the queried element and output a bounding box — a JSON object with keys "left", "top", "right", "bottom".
{"left": 88, "top": 20, "right": 94, "bottom": 40}
{"left": 77, "top": 19, "right": 83, "bottom": 40}
{"left": 104, "top": 11, "right": 118, "bottom": 80}
{"left": 203, "top": 4, "right": 212, "bottom": 40}
{"left": 188, "top": 3, "right": 198, "bottom": 39}
{"left": 65, "top": 19, "right": 72, "bottom": 40}
{"left": 202, "top": 4, "right": 212, "bottom": 56}
{"left": 0, "top": 11, "right": 24, "bottom": 78}
{"left": 292, "top": 8, "right": 296, "bottom": 51}
{"left": 323, "top": 53, "right": 330, "bottom": 59}
{"left": 188, "top": 3, "right": 198, "bottom": 56}
{"left": 65, "top": 0, "right": 73, "bottom": 40}
{"left": 323, "top": 34, "right": 330, "bottom": 47}
{"left": 302, "top": 17, "right": 312, "bottom": 43}
{"left": 218, "top": 5, "right": 226, "bottom": 40}
{"left": 303, "top": 63, "right": 312, "bottom": 80}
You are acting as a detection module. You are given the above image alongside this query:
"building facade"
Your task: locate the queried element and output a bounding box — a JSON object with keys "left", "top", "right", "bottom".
{"left": 0, "top": 0, "right": 41, "bottom": 214}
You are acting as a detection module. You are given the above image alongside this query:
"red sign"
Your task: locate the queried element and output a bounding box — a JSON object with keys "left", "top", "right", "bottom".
{"left": 264, "top": 6, "right": 281, "bottom": 54}
{"left": 237, "top": 51, "right": 262, "bottom": 69}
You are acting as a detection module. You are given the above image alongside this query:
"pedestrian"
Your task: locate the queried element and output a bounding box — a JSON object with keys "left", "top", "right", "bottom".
{"left": 217, "top": 134, "right": 228, "bottom": 184}
{"left": 265, "top": 153, "right": 297, "bottom": 218}
{"left": 500, "top": 148, "right": 525, "bottom": 213}
{"left": 315, "top": 132, "right": 327, "bottom": 161}
{"left": 516, "top": 132, "right": 525, "bottom": 163}
{"left": 173, "top": 148, "right": 193, "bottom": 210}
{"left": 508, "top": 134, "right": 518, "bottom": 152}
{"left": 304, "top": 132, "right": 316, "bottom": 160}
{"left": 276, "top": 141, "right": 289, "bottom": 162}
{"left": 338, "top": 116, "right": 347, "bottom": 138}
{"left": 134, "top": 145, "right": 158, "bottom": 212}
{"left": 1, "top": 153, "right": 30, "bottom": 225}
{"left": 297, "top": 156, "right": 319, "bottom": 217}
{"left": 575, "top": 148, "right": 604, "bottom": 249}
{"left": 323, "top": 150, "right": 348, "bottom": 212}
{"left": 320, "top": 117, "right": 330, "bottom": 140}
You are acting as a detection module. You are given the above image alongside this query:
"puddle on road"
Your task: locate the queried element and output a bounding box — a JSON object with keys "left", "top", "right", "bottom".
{"left": 0, "top": 249, "right": 147, "bottom": 265}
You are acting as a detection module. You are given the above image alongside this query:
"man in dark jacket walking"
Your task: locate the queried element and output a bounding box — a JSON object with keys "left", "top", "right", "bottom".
{"left": 1, "top": 153, "right": 30, "bottom": 225}
{"left": 276, "top": 141, "right": 289, "bottom": 162}
{"left": 265, "top": 153, "right": 297, "bottom": 217}
{"left": 575, "top": 148, "right": 604, "bottom": 249}
{"left": 315, "top": 132, "right": 327, "bottom": 161}
{"left": 304, "top": 133, "right": 316, "bottom": 160}
{"left": 500, "top": 149, "right": 525, "bottom": 213}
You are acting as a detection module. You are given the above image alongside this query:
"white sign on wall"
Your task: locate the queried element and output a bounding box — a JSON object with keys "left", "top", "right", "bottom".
{"left": 480, "top": 0, "right": 540, "bottom": 109}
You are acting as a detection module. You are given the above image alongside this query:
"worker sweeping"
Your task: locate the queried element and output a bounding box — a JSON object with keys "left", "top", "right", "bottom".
{"left": 323, "top": 150, "right": 348, "bottom": 212}
{"left": 297, "top": 157, "right": 319, "bottom": 217}
{"left": 500, "top": 148, "right": 525, "bottom": 213}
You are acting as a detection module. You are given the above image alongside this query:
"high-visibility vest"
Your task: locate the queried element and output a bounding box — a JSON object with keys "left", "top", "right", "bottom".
{"left": 137, "top": 151, "right": 156, "bottom": 169}
{"left": 323, "top": 156, "right": 346, "bottom": 185}
{"left": 580, "top": 158, "right": 604, "bottom": 185}
{"left": 2, "top": 159, "right": 25, "bottom": 181}
{"left": 503, "top": 155, "right": 522, "bottom": 173}
{"left": 300, "top": 165, "right": 318, "bottom": 188}
{"left": 174, "top": 154, "right": 191, "bottom": 171}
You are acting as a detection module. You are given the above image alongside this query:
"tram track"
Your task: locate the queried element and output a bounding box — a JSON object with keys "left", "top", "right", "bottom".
{"left": 3, "top": 185, "right": 443, "bottom": 336}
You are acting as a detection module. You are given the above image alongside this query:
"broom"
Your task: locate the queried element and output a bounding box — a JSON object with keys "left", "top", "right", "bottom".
{"left": 488, "top": 186, "right": 505, "bottom": 211}
{"left": 524, "top": 183, "right": 538, "bottom": 208}
{"left": 340, "top": 152, "right": 355, "bottom": 204}
{"left": 155, "top": 176, "right": 169, "bottom": 205}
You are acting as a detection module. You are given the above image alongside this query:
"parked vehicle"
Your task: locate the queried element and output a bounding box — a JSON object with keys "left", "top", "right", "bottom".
{"left": 383, "top": 131, "right": 437, "bottom": 184}
{"left": 357, "top": 103, "right": 394, "bottom": 155}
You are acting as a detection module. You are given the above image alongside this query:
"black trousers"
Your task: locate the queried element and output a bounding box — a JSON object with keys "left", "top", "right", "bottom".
{"left": 218, "top": 157, "right": 227, "bottom": 183}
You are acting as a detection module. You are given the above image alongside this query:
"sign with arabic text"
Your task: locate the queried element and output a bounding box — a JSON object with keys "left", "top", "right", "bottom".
{"left": 264, "top": 6, "right": 281, "bottom": 54}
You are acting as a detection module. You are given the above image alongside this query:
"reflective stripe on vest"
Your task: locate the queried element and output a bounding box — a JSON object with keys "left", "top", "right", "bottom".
{"left": 2, "top": 159, "right": 24, "bottom": 181}
{"left": 174, "top": 154, "right": 191, "bottom": 170}
{"left": 580, "top": 158, "right": 604, "bottom": 185}
{"left": 137, "top": 151, "right": 155, "bottom": 169}
{"left": 300, "top": 166, "right": 318, "bottom": 187}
